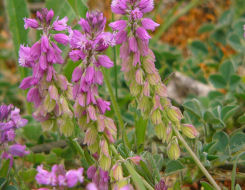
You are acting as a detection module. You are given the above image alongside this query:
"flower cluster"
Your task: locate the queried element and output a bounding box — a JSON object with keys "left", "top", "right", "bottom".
{"left": 69, "top": 12, "right": 116, "bottom": 170}
{"left": 110, "top": 0, "right": 199, "bottom": 160}
{"left": 87, "top": 166, "right": 109, "bottom": 190}
{"left": 19, "top": 8, "right": 73, "bottom": 136}
{"left": 0, "top": 104, "right": 29, "bottom": 167}
{"left": 36, "top": 164, "right": 84, "bottom": 188}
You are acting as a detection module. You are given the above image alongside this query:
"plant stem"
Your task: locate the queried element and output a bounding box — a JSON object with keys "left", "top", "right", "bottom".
{"left": 153, "top": 0, "right": 201, "bottom": 41}
{"left": 110, "top": 145, "right": 154, "bottom": 190}
{"left": 172, "top": 126, "right": 221, "bottom": 190}
{"left": 102, "top": 68, "right": 130, "bottom": 147}
{"left": 112, "top": 13, "right": 118, "bottom": 100}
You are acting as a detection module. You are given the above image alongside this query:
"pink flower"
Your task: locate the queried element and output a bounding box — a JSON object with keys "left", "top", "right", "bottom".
{"left": 24, "top": 18, "right": 39, "bottom": 29}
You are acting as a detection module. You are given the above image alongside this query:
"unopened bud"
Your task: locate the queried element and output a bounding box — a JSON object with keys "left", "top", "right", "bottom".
{"left": 135, "top": 69, "right": 144, "bottom": 85}
{"left": 129, "top": 82, "right": 141, "bottom": 96}
{"left": 142, "top": 58, "right": 155, "bottom": 74}
{"left": 182, "top": 124, "right": 199, "bottom": 139}
{"left": 138, "top": 96, "right": 151, "bottom": 115}
{"left": 166, "top": 125, "right": 172, "bottom": 143}
{"left": 166, "top": 106, "right": 183, "bottom": 123}
{"left": 112, "top": 163, "right": 124, "bottom": 180}
{"left": 57, "top": 74, "right": 68, "bottom": 91}
{"left": 84, "top": 127, "right": 97, "bottom": 146}
{"left": 49, "top": 85, "right": 59, "bottom": 101}
{"left": 151, "top": 109, "right": 162, "bottom": 125}
{"left": 41, "top": 119, "right": 54, "bottom": 131}
{"left": 99, "top": 154, "right": 111, "bottom": 171}
{"left": 143, "top": 81, "right": 150, "bottom": 96}
{"left": 156, "top": 84, "right": 167, "bottom": 97}
{"left": 59, "top": 116, "right": 74, "bottom": 136}
{"left": 167, "top": 137, "right": 180, "bottom": 160}
{"left": 155, "top": 124, "right": 166, "bottom": 141}
{"left": 148, "top": 72, "right": 160, "bottom": 85}
{"left": 44, "top": 94, "right": 56, "bottom": 112}
{"left": 128, "top": 156, "right": 141, "bottom": 165}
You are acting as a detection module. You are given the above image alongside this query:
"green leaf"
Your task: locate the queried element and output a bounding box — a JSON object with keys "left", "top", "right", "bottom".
{"left": 189, "top": 40, "right": 208, "bottom": 57}
{"left": 200, "top": 181, "right": 215, "bottom": 190}
{"left": 125, "top": 161, "right": 146, "bottom": 190}
{"left": 227, "top": 33, "right": 243, "bottom": 52}
{"left": 23, "top": 125, "right": 42, "bottom": 141}
{"left": 165, "top": 160, "right": 185, "bottom": 175}
{"left": 238, "top": 114, "right": 245, "bottom": 124}
{"left": 204, "top": 111, "right": 222, "bottom": 125}
{"left": 209, "top": 74, "right": 226, "bottom": 88}
{"left": 3, "top": 186, "right": 18, "bottom": 190}
{"left": 135, "top": 116, "right": 147, "bottom": 153}
{"left": 221, "top": 105, "right": 238, "bottom": 122}
{"left": 217, "top": 10, "right": 233, "bottom": 27}
{"left": 235, "top": 184, "right": 242, "bottom": 190}
{"left": 220, "top": 61, "right": 234, "bottom": 80}
{"left": 0, "top": 160, "right": 10, "bottom": 178}
{"left": 18, "top": 168, "right": 37, "bottom": 183}
{"left": 67, "top": 0, "right": 88, "bottom": 17}
{"left": 183, "top": 99, "right": 202, "bottom": 119}
{"left": 229, "top": 75, "right": 241, "bottom": 89}
{"left": 0, "top": 178, "right": 7, "bottom": 188}
{"left": 198, "top": 23, "right": 215, "bottom": 34}
{"left": 210, "top": 131, "right": 229, "bottom": 155}
{"left": 230, "top": 132, "right": 245, "bottom": 153}
{"left": 4, "top": 0, "right": 29, "bottom": 78}
{"left": 46, "top": 0, "right": 76, "bottom": 25}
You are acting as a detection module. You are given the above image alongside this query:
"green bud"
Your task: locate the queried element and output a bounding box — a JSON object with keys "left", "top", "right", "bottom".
{"left": 129, "top": 82, "right": 141, "bottom": 96}
{"left": 99, "top": 154, "right": 111, "bottom": 171}
{"left": 78, "top": 117, "right": 87, "bottom": 130}
{"left": 88, "top": 139, "right": 99, "bottom": 154}
{"left": 167, "top": 137, "right": 180, "bottom": 160}
{"left": 112, "top": 163, "right": 124, "bottom": 181}
{"left": 182, "top": 124, "right": 199, "bottom": 139}
{"left": 138, "top": 96, "right": 151, "bottom": 116}
{"left": 166, "top": 106, "right": 183, "bottom": 123}
{"left": 148, "top": 72, "right": 160, "bottom": 85}
{"left": 44, "top": 94, "right": 56, "bottom": 113}
{"left": 59, "top": 116, "right": 74, "bottom": 136}
{"left": 41, "top": 119, "right": 54, "bottom": 131}
{"left": 151, "top": 109, "right": 162, "bottom": 125}
{"left": 155, "top": 124, "right": 166, "bottom": 141}
{"left": 135, "top": 69, "right": 144, "bottom": 85}
{"left": 84, "top": 127, "right": 97, "bottom": 146}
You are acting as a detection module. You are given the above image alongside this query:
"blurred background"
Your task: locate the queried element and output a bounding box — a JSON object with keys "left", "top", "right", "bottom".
{"left": 1, "top": 0, "right": 245, "bottom": 189}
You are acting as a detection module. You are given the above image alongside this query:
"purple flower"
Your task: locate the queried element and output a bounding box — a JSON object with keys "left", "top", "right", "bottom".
{"left": 24, "top": 18, "right": 39, "bottom": 29}
{"left": 97, "top": 55, "right": 113, "bottom": 68}
{"left": 36, "top": 165, "right": 52, "bottom": 185}
{"left": 53, "top": 16, "right": 68, "bottom": 31}
{"left": 8, "top": 144, "right": 29, "bottom": 157}
{"left": 66, "top": 168, "right": 84, "bottom": 187}
{"left": 19, "top": 45, "right": 34, "bottom": 67}
{"left": 155, "top": 179, "right": 168, "bottom": 190}
{"left": 142, "top": 18, "right": 159, "bottom": 31}
{"left": 53, "top": 34, "right": 69, "bottom": 45}
{"left": 136, "top": 27, "right": 151, "bottom": 40}
{"left": 86, "top": 183, "right": 98, "bottom": 190}
{"left": 109, "top": 20, "right": 127, "bottom": 31}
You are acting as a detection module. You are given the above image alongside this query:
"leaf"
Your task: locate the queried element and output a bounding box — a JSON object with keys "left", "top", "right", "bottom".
{"left": 230, "top": 132, "right": 245, "bottom": 153}
{"left": 219, "top": 61, "right": 234, "bottom": 80}
{"left": 221, "top": 105, "right": 238, "bottom": 122}
{"left": 217, "top": 10, "right": 233, "bottom": 27}
{"left": 4, "top": 0, "right": 29, "bottom": 78}
{"left": 165, "top": 160, "right": 185, "bottom": 175}
{"left": 46, "top": 0, "right": 76, "bottom": 25}
{"left": 23, "top": 125, "right": 42, "bottom": 141}
{"left": 189, "top": 40, "right": 208, "bottom": 57}
{"left": 229, "top": 75, "right": 241, "bottom": 89}
{"left": 67, "top": 0, "right": 88, "bottom": 18}
{"left": 125, "top": 161, "right": 146, "bottom": 190}
{"left": 204, "top": 111, "right": 222, "bottom": 125}
{"left": 183, "top": 99, "right": 202, "bottom": 119}
{"left": 238, "top": 114, "right": 245, "bottom": 124}
{"left": 3, "top": 186, "right": 18, "bottom": 190}
{"left": 135, "top": 116, "right": 148, "bottom": 153}
{"left": 18, "top": 168, "right": 37, "bottom": 183}
{"left": 209, "top": 74, "right": 227, "bottom": 88}
{"left": 227, "top": 33, "right": 244, "bottom": 52}
{"left": 200, "top": 181, "right": 215, "bottom": 190}
{"left": 235, "top": 184, "right": 242, "bottom": 190}
{"left": 0, "top": 160, "right": 10, "bottom": 178}
{"left": 198, "top": 23, "right": 215, "bottom": 34}
{"left": 210, "top": 131, "right": 229, "bottom": 155}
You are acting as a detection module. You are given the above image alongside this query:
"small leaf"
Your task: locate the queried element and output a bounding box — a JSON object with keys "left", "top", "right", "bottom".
{"left": 135, "top": 116, "right": 147, "bottom": 153}
{"left": 67, "top": 0, "right": 88, "bottom": 18}
{"left": 0, "top": 160, "right": 10, "bottom": 178}
{"left": 219, "top": 61, "right": 234, "bottom": 80}
{"left": 235, "top": 184, "right": 242, "bottom": 190}
{"left": 229, "top": 75, "right": 241, "bottom": 89}
{"left": 221, "top": 105, "right": 238, "bottom": 122}
{"left": 238, "top": 114, "right": 245, "bottom": 124}
{"left": 189, "top": 40, "right": 208, "bottom": 57}
{"left": 230, "top": 132, "right": 245, "bottom": 153}
{"left": 204, "top": 111, "right": 222, "bottom": 125}
{"left": 198, "top": 23, "right": 215, "bottom": 34}
{"left": 200, "top": 181, "right": 215, "bottom": 190}
{"left": 209, "top": 74, "right": 226, "bottom": 88}
{"left": 227, "top": 33, "right": 244, "bottom": 52}
{"left": 165, "top": 160, "right": 185, "bottom": 175}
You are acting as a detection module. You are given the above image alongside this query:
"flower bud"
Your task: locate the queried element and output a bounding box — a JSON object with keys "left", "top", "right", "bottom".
{"left": 112, "top": 163, "right": 123, "bottom": 180}
{"left": 142, "top": 58, "right": 155, "bottom": 74}
{"left": 167, "top": 137, "right": 180, "bottom": 160}
{"left": 143, "top": 81, "right": 150, "bottom": 96}
{"left": 154, "top": 124, "right": 166, "bottom": 141}
{"left": 88, "top": 139, "right": 99, "bottom": 154}
{"left": 49, "top": 85, "right": 59, "bottom": 101}
{"left": 151, "top": 109, "right": 162, "bottom": 125}
{"left": 57, "top": 74, "right": 68, "bottom": 91}
{"left": 156, "top": 84, "right": 167, "bottom": 97}
{"left": 128, "top": 156, "right": 141, "bottom": 165}
{"left": 137, "top": 96, "right": 151, "bottom": 115}
{"left": 44, "top": 94, "right": 56, "bottom": 112}
{"left": 182, "top": 124, "right": 199, "bottom": 139}
{"left": 84, "top": 127, "right": 97, "bottom": 146}
{"left": 166, "top": 106, "right": 182, "bottom": 123}
{"left": 148, "top": 72, "right": 160, "bottom": 85}
{"left": 59, "top": 116, "right": 74, "bottom": 136}
{"left": 99, "top": 154, "right": 111, "bottom": 171}
{"left": 166, "top": 125, "right": 173, "bottom": 143}
{"left": 135, "top": 69, "right": 144, "bottom": 85}
{"left": 78, "top": 117, "right": 87, "bottom": 130}
{"left": 129, "top": 82, "right": 141, "bottom": 96}
{"left": 41, "top": 119, "right": 54, "bottom": 131}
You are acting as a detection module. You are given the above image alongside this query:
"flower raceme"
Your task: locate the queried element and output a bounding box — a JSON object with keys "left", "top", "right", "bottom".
{"left": 0, "top": 104, "right": 29, "bottom": 167}
{"left": 69, "top": 12, "right": 116, "bottom": 171}
{"left": 110, "top": 0, "right": 199, "bottom": 160}
{"left": 19, "top": 8, "right": 73, "bottom": 136}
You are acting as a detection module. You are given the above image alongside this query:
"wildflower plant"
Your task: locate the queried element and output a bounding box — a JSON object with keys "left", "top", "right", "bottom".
{"left": 4, "top": 0, "right": 242, "bottom": 189}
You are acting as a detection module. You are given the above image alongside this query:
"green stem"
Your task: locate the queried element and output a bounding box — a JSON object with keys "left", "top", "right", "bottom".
{"left": 102, "top": 68, "right": 130, "bottom": 147}
{"left": 112, "top": 13, "right": 118, "bottom": 100}
{"left": 110, "top": 145, "right": 154, "bottom": 190}
{"left": 172, "top": 126, "right": 221, "bottom": 190}
{"left": 153, "top": 0, "right": 201, "bottom": 41}
{"left": 231, "top": 152, "right": 245, "bottom": 190}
